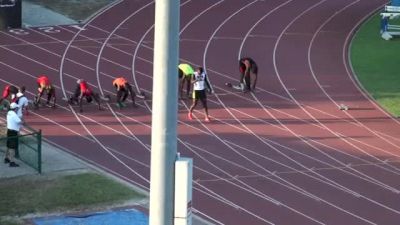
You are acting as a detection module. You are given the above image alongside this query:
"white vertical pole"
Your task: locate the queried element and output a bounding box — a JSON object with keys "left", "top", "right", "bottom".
{"left": 174, "top": 157, "right": 193, "bottom": 225}
{"left": 149, "top": 0, "right": 180, "bottom": 225}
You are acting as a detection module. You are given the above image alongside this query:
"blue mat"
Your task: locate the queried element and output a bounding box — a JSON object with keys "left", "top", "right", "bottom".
{"left": 33, "top": 209, "right": 148, "bottom": 225}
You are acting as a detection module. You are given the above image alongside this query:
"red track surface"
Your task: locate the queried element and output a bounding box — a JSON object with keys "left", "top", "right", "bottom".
{"left": 1, "top": 0, "right": 400, "bottom": 224}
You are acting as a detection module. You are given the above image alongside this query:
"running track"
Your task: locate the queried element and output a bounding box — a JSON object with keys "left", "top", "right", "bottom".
{"left": 1, "top": 0, "right": 400, "bottom": 224}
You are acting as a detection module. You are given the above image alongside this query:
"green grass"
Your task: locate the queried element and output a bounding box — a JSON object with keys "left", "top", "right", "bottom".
{"left": 0, "top": 218, "right": 20, "bottom": 225}
{"left": 0, "top": 173, "right": 144, "bottom": 225}
{"left": 351, "top": 14, "right": 400, "bottom": 116}
{"left": 24, "top": 0, "right": 115, "bottom": 21}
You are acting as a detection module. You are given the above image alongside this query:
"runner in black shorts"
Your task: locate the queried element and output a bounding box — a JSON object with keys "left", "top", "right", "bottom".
{"left": 188, "top": 67, "right": 213, "bottom": 122}
{"left": 238, "top": 57, "right": 258, "bottom": 92}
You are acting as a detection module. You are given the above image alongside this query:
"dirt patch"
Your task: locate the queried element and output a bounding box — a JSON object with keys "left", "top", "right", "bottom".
{"left": 24, "top": 0, "right": 116, "bottom": 21}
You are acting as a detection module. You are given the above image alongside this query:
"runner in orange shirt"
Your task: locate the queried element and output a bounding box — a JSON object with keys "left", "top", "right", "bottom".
{"left": 68, "top": 79, "right": 101, "bottom": 112}
{"left": 34, "top": 75, "right": 56, "bottom": 108}
{"left": 112, "top": 77, "right": 137, "bottom": 108}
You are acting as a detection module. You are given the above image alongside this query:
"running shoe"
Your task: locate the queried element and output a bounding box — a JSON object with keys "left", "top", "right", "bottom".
{"left": 9, "top": 162, "right": 19, "bottom": 167}
{"left": 205, "top": 116, "right": 210, "bottom": 122}
{"left": 188, "top": 112, "right": 193, "bottom": 120}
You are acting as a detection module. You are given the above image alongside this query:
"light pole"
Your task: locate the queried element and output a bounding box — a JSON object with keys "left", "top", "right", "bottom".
{"left": 149, "top": 0, "right": 180, "bottom": 225}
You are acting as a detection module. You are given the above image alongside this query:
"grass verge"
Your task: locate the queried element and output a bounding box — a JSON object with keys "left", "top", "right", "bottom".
{"left": 0, "top": 172, "right": 144, "bottom": 225}
{"left": 351, "top": 13, "right": 400, "bottom": 116}
{"left": 24, "top": 0, "right": 115, "bottom": 21}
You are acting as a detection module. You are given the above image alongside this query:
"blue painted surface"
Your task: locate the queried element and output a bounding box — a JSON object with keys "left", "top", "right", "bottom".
{"left": 392, "top": 0, "right": 400, "bottom": 6}
{"left": 33, "top": 209, "right": 148, "bottom": 225}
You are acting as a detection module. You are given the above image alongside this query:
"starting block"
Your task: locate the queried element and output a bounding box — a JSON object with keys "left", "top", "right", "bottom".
{"left": 137, "top": 91, "right": 146, "bottom": 99}
{"left": 225, "top": 82, "right": 248, "bottom": 92}
{"left": 339, "top": 104, "right": 349, "bottom": 111}
{"left": 100, "top": 95, "right": 111, "bottom": 101}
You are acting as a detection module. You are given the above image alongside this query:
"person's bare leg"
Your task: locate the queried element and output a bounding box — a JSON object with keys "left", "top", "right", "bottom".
{"left": 188, "top": 99, "right": 198, "bottom": 120}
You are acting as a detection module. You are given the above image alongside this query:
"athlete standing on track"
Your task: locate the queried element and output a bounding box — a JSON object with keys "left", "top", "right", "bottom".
{"left": 34, "top": 75, "right": 56, "bottom": 108}
{"left": 236, "top": 57, "right": 258, "bottom": 92}
{"left": 16, "top": 86, "right": 29, "bottom": 118}
{"left": 178, "top": 63, "right": 195, "bottom": 99}
{"left": 112, "top": 77, "right": 137, "bottom": 108}
{"left": 69, "top": 79, "right": 101, "bottom": 113}
{"left": 188, "top": 67, "right": 213, "bottom": 122}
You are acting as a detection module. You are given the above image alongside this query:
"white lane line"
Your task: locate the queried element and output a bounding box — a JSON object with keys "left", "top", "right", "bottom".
{"left": 0, "top": 77, "right": 94, "bottom": 142}
{"left": 0, "top": 49, "right": 149, "bottom": 138}
{"left": 236, "top": 0, "right": 391, "bottom": 223}
{"left": 270, "top": 0, "right": 400, "bottom": 193}
{"left": 122, "top": 0, "right": 396, "bottom": 223}
{"left": 3, "top": 1, "right": 394, "bottom": 223}
{"left": 269, "top": 0, "right": 399, "bottom": 189}
{"left": 194, "top": 183, "right": 276, "bottom": 225}
{"left": 199, "top": 1, "right": 330, "bottom": 224}
{"left": 307, "top": 0, "right": 400, "bottom": 154}
{"left": 72, "top": 12, "right": 400, "bottom": 150}
{"left": 94, "top": 0, "right": 162, "bottom": 156}
{"left": 3, "top": 1, "right": 264, "bottom": 223}
{"left": 95, "top": 1, "right": 260, "bottom": 223}
{"left": 0, "top": 36, "right": 126, "bottom": 47}
{"left": 267, "top": 0, "right": 400, "bottom": 219}
{"left": 59, "top": 0, "right": 151, "bottom": 184}
{"left": 44, "top": 138, "right": 150, "bottom": 191}
{"left": 5, "top": 19, "right": 400, "bottom": 193}
{"left": 127, "top": 1, "right": 321, "bottom": 223}
{"left": 128, "top": 1, "right": 289, "bottom": 223}
{"left": 345, "top": 4, "right": 400, "bottom": 127}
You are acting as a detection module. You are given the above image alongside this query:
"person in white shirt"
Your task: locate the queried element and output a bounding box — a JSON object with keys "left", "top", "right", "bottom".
{"left": 188, "top": 67, "right": 213, "bottom": 122}
{"left": 16, "top": 86, "right": 29, "bottom": 118}
{"left": 5, "top": 103, "right": 22, "bottom": 167}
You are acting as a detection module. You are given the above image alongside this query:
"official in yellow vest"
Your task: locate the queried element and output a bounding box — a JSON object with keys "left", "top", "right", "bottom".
{"left": 178, "top": 63, "right": 195, "bottom": 99}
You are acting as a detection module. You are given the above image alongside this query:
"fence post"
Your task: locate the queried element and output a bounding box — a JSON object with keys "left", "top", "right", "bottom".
{"left": 37, "top": 129, "right": 42, "bottom": 174}
{"left": 15, "top": 133, "right": 19, "bottom": 158}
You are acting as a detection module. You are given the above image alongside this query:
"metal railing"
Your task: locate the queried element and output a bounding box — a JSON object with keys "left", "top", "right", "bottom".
{"left": 0, "top": 124, "right": 42, "bottom": 173}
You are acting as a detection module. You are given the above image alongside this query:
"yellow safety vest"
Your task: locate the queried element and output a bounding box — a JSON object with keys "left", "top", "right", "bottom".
{"left": 178, "top": 64, "right": 194, "bottom": 76}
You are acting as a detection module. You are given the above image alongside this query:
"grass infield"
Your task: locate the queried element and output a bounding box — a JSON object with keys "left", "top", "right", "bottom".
{"left": 351, "top": 13, "right": 400, "bottom": 117}
{"left": 0, "top": 173, "right": 144, "bottom": 225}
